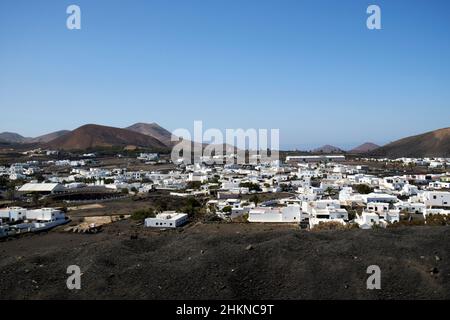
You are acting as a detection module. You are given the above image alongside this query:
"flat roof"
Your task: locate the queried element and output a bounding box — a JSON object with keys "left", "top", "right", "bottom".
{"left": 19, "top": 183, "right": 64, "bottom": 192}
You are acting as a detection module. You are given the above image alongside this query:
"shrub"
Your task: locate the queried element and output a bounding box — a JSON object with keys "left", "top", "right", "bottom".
{"left": 388, "top": 219, "right": 425, "bottom": 227}
{"left": 239, "top": 182, "right": 262, "bottom": 192}
{"left": 312, "top": 221, "right": 348, "bottom": 231}
{"left": 131, "top": 208, "right": 155, "bottom": 221}
{"left": 347, "top": 209, "right": 357, "bottom": 220}
{"left": 181, "top": 197, "right": 203, "bottom": 218}
{"left": 426, "top": 214, "right": 449, "bottom": 226}
{"left": 233, "top": 213, "right": 249, "bottom": 223}
{"left": 186, "top": 181, "right": 202, "bottom": 190}
{"left": 222, "top": 206, "right": 232, "bottom": 213}
{"left": 353, "top": 184, "right": 373, "bottom": 194}
{"left": 249, "top": 195, "right": 259, "bottom": 206}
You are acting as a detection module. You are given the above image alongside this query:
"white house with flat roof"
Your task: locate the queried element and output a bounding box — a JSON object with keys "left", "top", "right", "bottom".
{"left": 25, "top": 208, "right": 65, "bottom": 222}
{"left": 355, "top": 212, "right": 380, "bottom": 229}
{"left": 302, "top": 200, "right": 348, "bottom": 228}
{"left": 18, "top": 183, "right": 65, "bottom": 194}
{"left": 394, "top": 201, "right": 426, "bottom": 214}
{"left": 248, "top": 205, "right": 301, "bottom": 223}
{"left": 145, "top": 211, "right": 188, "bottom": 228}
{"left": 286, "top": 155, "right": 345, "bottom": 163}
{"left": 0, "top": 207, "right": 27, "bottom": 222}
{"left": 419, "top": 191, "right": 450, "bottom": 208}
{"left": 362, "top": 192, "right": 398, "bottom": 204}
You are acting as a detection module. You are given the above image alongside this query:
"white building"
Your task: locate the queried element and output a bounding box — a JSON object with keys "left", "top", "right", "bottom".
{"left": 248, "top": 205, "right": 301, "bottom": 223}
{"left": 145, "top": 212, "right": 188, "bottom": 228}
{"left": 0, "top": 207, "right": 65, "bottom": 223}
{"left": 286, "top": 155, "right": 345, "bottom": 163}
{"left": 394, "top": 201, "right": 426, "bottom": 214}
{"left": 356, "top": 205, "right": 400, "bottom": 229}
{"left": 355, "top": 212, "right": 381, "bottom": 229}
{"left": 303, "top": 200, "right": 348, "bottom": 228}
{"left": 138, "top": 153, "right": 159, "bottom": 161}
{"left": 382, "top": 176, "right": 408, "bottom": 191}
{"left": 419, "top": 191, "right": 450, "bottom": 208}
{"left": 18, "top": 183, "right": 65, "bottom": 194}
{"left": 0, "top": 207, "right": 27, "bottom": 222}
{"left": 363, "top": 192, "right": 398, "bottom": 204}
{"left": 25, "top": 208, "right": 65, "bottom": 222}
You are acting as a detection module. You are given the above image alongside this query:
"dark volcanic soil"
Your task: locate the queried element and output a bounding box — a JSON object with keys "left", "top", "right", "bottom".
{"left": 0, "top": 221, "right": 449, "bottom": 300}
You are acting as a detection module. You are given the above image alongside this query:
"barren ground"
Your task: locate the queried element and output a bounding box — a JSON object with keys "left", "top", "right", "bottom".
{"left": 0, "top": 221, "right": 449, "bottom": 300}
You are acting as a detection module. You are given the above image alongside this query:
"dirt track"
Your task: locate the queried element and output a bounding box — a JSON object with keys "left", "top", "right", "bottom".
{"left": 0, "top": 221, "right": 449, "bottom": 299}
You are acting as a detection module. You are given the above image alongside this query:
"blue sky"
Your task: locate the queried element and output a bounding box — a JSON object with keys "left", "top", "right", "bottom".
{"left": 0, "top": 0, "right": 449, "bottom": 150}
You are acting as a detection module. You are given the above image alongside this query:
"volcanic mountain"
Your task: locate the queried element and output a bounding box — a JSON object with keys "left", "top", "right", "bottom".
{"left": 312, "top": 145, "right": 343, "bottom": 154}
{"left": 126, "top": 123, "right": 173, "bottom": 146}
{"left": 28, "top": 130, "right": 71, "bottom": 144}
{"left": 371, "top": 127, "right": 450, "bottom": 158}
{"left": 0, "top": 130, "right": 70, "bottom": 144}
{"left": 0, "top": 132, "right": 29, "bottom": 144}
{"left": 349, "top": 142, "right": 380, "bottom": 154}
{"left": 46, "top": 124, "right": 169, "bottom": 151}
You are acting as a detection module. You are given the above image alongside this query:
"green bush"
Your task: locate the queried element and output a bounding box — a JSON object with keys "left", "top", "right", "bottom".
{"left": 353, "top": 184, "right": 373, "bottom": 194}
{"left": 131, "top": 208, "right": 156, "bottom": 221}
{"left": 222, "top": 206, "right": 232, "bottom": 213}
{"left": 239, "top": 182, "right": 262, "bottom": 192}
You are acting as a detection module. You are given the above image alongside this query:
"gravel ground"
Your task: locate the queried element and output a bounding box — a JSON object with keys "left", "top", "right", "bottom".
{"left": 0, "top": 221, "right": 449, "bottom": 300}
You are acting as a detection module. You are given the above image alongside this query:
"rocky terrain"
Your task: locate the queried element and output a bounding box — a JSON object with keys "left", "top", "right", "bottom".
{"left": 0, "top": 222, "right": 449, "bottom": 300}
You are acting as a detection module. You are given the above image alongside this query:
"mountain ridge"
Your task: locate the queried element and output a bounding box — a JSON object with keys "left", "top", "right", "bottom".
{"left": 45, "top": 124, "right": 169, "bottom": 151}
{"left": 349, "top": 142, "right": 380, "bottom": 154}
{"left": 370, "top": 127, "right": 450, "bottom": 158}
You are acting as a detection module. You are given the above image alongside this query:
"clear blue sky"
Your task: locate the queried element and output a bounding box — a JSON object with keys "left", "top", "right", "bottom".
{"left": 1, "top": 0, "right": 449, "bottom": 150}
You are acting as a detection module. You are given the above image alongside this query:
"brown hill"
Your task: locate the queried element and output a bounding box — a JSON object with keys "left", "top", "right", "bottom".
{"left": 312, "top": 145, "right": 343, "bottom": 153}
{"left": 0, "top": 132, "right": 29, "bottom": 144}
{"left": 127, "top": 122, "right": 237, "bottom": 153}
{"left": 126, "top": 123, "right": 173, "bottom": 146}
{"left": 46, "top": 124, "right": 169, "bottom": 151}
{"left": 371, "top": 127, "right": 450, "bottom": 158}
{"left": 27, "top": 130, "right": 71, "bottom": 143}
{"left": 0, "top": 130, "right": 70, "bottom": 144}
{"left": 349, "top": 142, "right": 380, "bottom": 154}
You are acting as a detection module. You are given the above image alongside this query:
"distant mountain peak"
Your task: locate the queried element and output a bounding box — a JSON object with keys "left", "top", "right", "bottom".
{"left": 126, "top": 122, "right": 173, "bottom": 147}
{"left": 0, "top": 132, "right": 28, "bottom": 144}
{"left": 349, "top": 142, "right": 380, "bottom": 154}
{"left": 312, "top": 144, "right": 343, "bottom": 153}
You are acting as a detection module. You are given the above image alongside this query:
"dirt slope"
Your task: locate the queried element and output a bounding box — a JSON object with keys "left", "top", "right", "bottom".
{"left": 371, "top": 127, "right": 450, "bottom": 158}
